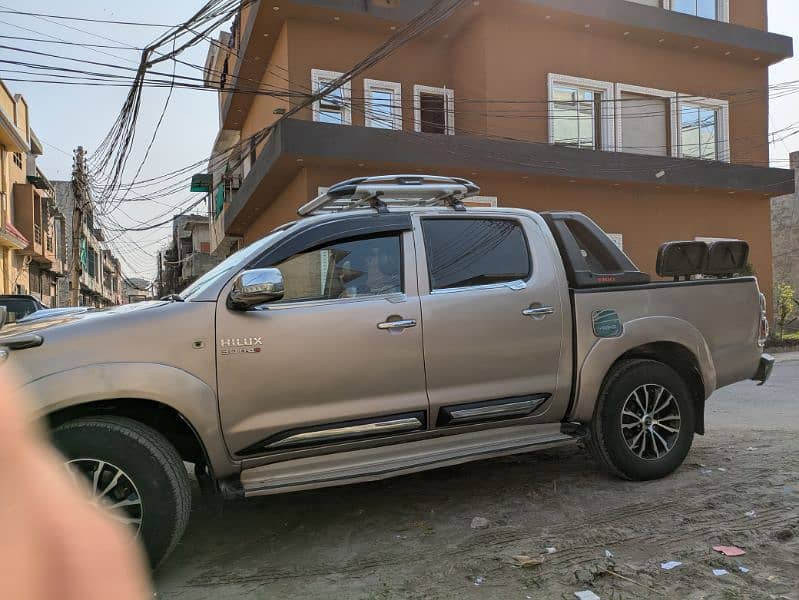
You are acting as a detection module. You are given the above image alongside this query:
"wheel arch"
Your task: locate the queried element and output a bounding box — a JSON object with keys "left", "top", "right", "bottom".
{"left": 613, "top": 342, "right": 707, "bottom": 434}
{"left": 22, "top": 363, "right": 239, "bottom": 478}
{"left": 571, "top": 316, "right": 716, "bottom": 433}
{"left": 47, "top": 399, "right": 210, "bottom": 470}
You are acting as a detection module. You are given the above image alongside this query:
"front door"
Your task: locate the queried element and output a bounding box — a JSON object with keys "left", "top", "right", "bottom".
{"left": 414, "top": 214, "right": 569, "bottom": 427}
{"left": 216, "top": 229, "right": 428, "bottom": 459}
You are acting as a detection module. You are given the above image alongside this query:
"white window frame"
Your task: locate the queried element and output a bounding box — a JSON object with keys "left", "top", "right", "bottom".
{"left": 413, "top": 85, "right": 454, "bottom": 135}
{"left": 614, "top": 83, "right": 678, "bottom": 155}
{"left": 662, "top": 0, "right": 729, "bottom": 23}
{"left": 364, "top": 79, "right": 402, "bottom": 130}
{"left": 311, "top": 69, "right": 352, "bottom": 125}
{"left": 674, "top": 94, "right": 730, "bottom": 162}
{"left": 547, "top": 74, "right": 616, "bottom": 151}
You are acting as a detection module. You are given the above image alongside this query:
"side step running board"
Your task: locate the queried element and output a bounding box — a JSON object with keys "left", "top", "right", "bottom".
{"left": 240, "top": 423, "right": 577, "bottom": 497}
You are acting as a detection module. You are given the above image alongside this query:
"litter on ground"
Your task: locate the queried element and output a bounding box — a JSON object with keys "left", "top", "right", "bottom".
{"left": 713, "top": 545, "right": 746, "bottom": 557}
{"left": 574, "top": 591, "right": 600, "bottom": 600}
{"left": 661, "top": 561, "right": 682, "bottom": 570}
{"left": 713, "top": 569, "right": 729, "bottom": 577}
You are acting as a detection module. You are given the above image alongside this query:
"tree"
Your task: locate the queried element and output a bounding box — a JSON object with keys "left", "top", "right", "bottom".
{"left": 775, "top": 282, "right": 797, "bottom": 341}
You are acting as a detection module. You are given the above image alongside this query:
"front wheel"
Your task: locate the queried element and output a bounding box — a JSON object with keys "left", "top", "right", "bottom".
{"left": 588, "top": 359, "right": 695, "bottom": 481}
{"left": 52, "top": 416, "right": 192, "bottom": 568}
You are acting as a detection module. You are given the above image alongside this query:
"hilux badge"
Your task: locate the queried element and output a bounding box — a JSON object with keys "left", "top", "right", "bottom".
{"left": 219, "top": 337, "right": 263, "bottom": 355}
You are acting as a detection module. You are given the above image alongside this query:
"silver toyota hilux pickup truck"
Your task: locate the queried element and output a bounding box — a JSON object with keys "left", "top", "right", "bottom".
{"left": 0, "top": 175, "right": 774, "bottom": 566}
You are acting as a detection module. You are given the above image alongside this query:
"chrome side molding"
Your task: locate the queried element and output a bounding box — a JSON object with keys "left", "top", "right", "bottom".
{"left": 239, "top": 412, "right": 427, "bottom": 455}
{"left": 438, "top": 394, "right": 550, "bottom": 426}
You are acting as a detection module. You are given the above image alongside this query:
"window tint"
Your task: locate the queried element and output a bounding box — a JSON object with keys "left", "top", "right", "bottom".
{"left": 275, "top": 234, "right": 402, "bottom": 302}
{"left": 422, "top": 219, "right": 531, "bottom": 290}
{"left": 0, "top": 299, "right": 37, "bottom": 323}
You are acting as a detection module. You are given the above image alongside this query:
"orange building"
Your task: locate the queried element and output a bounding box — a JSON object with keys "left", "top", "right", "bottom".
{"left": 202, "top": 0, "right": 795, "bottom": 309}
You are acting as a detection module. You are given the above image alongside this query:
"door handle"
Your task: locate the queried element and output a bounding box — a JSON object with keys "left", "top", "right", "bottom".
{"left": 377, "top": 319, "right": 417, "bottom": 331}
{"left": 522, "top": 306, "right": 555, "bottom": 318}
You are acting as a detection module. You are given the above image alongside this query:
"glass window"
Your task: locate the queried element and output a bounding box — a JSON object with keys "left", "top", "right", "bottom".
{"left": 312, "top": 70, "right": 351, "bottom": 125}
{"left": 365, "top": 81, "right": 402, "bottom": 130}
{"left": 369, "top": 90, "right": 395, "bottom": 128}
{"left": 1, "top": 298, "right": 38, "bottom": 323}
{"left": 552, "top": 86, "right": 601, "bottom": 149}
{"left": 422, "top": 219, "right": 531, "bottom": 291}
{"left": 419, "top": 92, "right": 446, "bottom": 134}
{"left": 681, "top": 104, "right": 718, "bottom": 160}
{"left": 318, "top": 86, "right": 345, "bottom": 124}
{"left": 672, "top": 0, "right": 717, "bottom": 19}
{"left": 275, "top": 234, "right": 402, "bottom": 302}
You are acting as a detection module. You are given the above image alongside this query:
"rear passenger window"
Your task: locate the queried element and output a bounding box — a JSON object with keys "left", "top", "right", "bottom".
{"left": 422, "top": 218, "right": 531, "bottom": 291}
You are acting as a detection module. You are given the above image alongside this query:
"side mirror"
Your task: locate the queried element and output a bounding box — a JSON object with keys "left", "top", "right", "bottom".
{"left": 228, "top": 268, "right": 285, "bottom": 310}
{"left": 0, "top": 306, "right": 6, "bottom": 331}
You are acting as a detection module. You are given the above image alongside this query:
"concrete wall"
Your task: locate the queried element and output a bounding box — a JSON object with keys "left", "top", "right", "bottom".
{"left": 771, "top": 152, "right": 799, "bottom": 314}
{"left": 233, "top": 5, "right": 773, "bottom": 166}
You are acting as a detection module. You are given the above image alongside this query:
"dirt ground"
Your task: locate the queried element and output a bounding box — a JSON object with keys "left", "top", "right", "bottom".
{"left": 155, "top": 356, "right": 799, "bottom": 600}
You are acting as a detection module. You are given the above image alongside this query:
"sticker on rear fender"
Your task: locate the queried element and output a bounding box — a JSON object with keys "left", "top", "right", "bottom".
{"left": 592, "top": 309, "right": 623, "bottom": 338}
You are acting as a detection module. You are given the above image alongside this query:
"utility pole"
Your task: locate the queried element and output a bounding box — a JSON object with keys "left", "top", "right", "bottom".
{"left": 70, "top": 147, "right": 87, "bottom": 307}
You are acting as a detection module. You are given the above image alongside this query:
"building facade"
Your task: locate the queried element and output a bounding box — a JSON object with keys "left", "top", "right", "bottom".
{"left": 53, "top": 181, "right": 124, "bottom": 308}
{"left": 158, "top": 214, "right": 221, "bottom": 297}
{"left": 123, "top": 277, "right": 154, "bottom": 304}
{"left": 1, "top": 80, "right": 66, "bottom": 305}
{"left": 203, "top": 0, "right": 794, "bottom": 310}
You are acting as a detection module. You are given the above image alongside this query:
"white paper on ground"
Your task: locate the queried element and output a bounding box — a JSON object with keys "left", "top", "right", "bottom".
{"left": 574, "top": 591, "right": 600, "bottom": 600}
{"left": 661, "top": 561, "right": 682, "bottom": 570}
{"left": 713, "top": 569, "right": 729, "bottom": 576}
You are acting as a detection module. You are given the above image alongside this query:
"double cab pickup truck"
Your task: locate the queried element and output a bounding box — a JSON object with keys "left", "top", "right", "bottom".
{"left": 0, "top": 175, "right": 773, "bottom": 567}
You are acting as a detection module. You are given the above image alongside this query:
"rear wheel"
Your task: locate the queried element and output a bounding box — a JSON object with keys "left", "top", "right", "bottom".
{"left": 52, "top": 416, "right": 191, "bottom": 568}
{"left": 589, "top": 359, "right": 695, "bottom": 481}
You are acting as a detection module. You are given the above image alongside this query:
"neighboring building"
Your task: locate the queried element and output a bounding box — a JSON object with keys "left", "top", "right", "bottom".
{"left": 20, "top": 131, "right": 67, "bottom": 307}
{"left": 0, "top": 80, "right": 30, "bottom": 295}
{"left": 0, "top": 80, "right": 66, "bottom": 305}
{"left": 123, "top": 277, "right": 153, "bottom": 304}
{"left": 53, "top": 181, "right": 124, "bottom": 307}
{"left": 158, "top": 214, "right": 221, "bottom": 297}
{"left": 771, "top": 150, "right": 799, "bottom": 320}
{"left": 202, "top": 0, "right": 795, "bottom": 312}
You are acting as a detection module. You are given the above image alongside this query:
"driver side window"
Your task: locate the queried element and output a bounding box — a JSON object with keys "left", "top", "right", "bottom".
{"left": 275, "top": 234, "right": 402, "bottom": 303}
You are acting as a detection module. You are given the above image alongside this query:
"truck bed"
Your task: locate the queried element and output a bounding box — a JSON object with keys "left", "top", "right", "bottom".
{"left": 568, "top": 277, "right": 762, "bottom": 422}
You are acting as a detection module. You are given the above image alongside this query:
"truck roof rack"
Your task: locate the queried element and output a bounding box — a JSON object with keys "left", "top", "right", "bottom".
{"left": 297, "top": 175, "right": 481, "bottom": 217}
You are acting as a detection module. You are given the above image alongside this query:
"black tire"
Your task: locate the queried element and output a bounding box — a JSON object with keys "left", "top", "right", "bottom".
{"left": 52, "top": 416, "right": 191, "bottom": 568}
{"left": 588, "top": 359, "right": 695, "bottom": 481}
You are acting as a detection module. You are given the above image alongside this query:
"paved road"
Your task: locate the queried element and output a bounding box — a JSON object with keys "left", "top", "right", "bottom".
{"left": 707, "top": 353, "right": 799, "bottom": 429}
{"left": 154, "top": 356, "right": 799, "bottom": 599}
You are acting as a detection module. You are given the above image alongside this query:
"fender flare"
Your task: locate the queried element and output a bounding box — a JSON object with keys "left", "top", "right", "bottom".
{"left": 570, "top": 316, "right": 716, "bottom": 423}
{"left": 20, "top": 363, "right": 239, "bottom": 478}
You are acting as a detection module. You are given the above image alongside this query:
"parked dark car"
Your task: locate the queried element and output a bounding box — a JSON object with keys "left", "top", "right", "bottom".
{"left": 0, "top": 294, "right": 46, "bottom": 324}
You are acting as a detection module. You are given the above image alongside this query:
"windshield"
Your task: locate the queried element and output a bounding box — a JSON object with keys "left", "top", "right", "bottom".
{"left": 180, "top": 228, "right": 291, "bottom": 301}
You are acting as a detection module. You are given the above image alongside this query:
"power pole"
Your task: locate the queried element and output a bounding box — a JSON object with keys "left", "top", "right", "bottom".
{"left": 70, "top": 147, "right": 87, "bottom": 307}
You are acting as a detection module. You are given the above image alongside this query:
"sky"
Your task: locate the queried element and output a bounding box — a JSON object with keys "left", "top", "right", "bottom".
{"left": 1, "top": 0, "right": 798, "bottom": 281}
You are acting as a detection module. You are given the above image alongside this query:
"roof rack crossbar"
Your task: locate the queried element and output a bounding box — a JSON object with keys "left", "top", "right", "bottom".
{"left": 297, "top": 174, "right": 480, "bottom": 216}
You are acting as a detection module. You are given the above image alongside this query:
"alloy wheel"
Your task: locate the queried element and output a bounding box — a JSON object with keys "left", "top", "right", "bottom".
{"left": 65, "top": 459, "right": 143, "bottom": 534}
{"left": 620, "top": 384, "right": 682, "bottom": 461}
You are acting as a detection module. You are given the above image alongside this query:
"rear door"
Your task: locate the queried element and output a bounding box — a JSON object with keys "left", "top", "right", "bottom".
{"left": 414, "top": 213, "right": 570, "bottom": 427}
